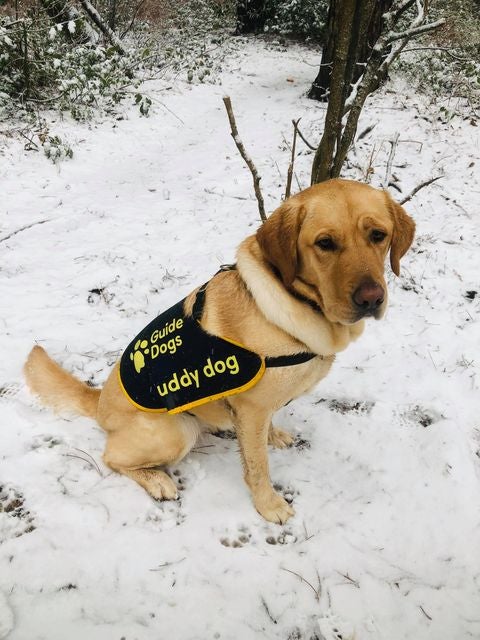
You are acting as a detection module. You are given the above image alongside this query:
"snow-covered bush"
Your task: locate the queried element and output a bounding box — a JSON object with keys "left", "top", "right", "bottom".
{"left": 0, "top": 9, "right": 149, "bottom": 122}
{"left": 394, "top": 0, "right": 480, "bottom": 114}
{"left": 264, "top": 0, "right": 328, "bottom": 41}
{"left": 158, "top": 0, "right": 235, "bottom": 84}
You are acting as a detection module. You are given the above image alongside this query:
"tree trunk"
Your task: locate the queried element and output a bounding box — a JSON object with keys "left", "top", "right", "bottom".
{"left": 307, "top": 0, "right": 336, "bottom": 100}
{"left": 310, "top": 0, "right": 357, "bottom": 183}
{"left": 309, "top": 0, "right": 445, "bottom": 185}
{"left": 108, "top": 0, "right": 117, "bottom": 31}
{"left": 308, "top": 0, "right": 393, "bottom": 102}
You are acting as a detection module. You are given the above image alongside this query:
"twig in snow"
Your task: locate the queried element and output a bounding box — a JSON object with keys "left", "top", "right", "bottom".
{"left": 73, "top": 447, "right": 102, "bottom": 475}
{"left": 383, "top": 132, "right": 400, "bottom": 189}
{"left": 399, "top": 175, "right": 444, "bottom": 205}
{"left": 65, "top": 448, "right": 102, "bottom": 476}
{"left": 337, "top": 571, "right": 360, "bottom": 588}
{"left": 204, "top": 187, "right": 250, "bottom": 201}
{"left": 0, "top": 219, "right": 52, "bottom": 243}
{"left": 261, "top": 596, "right": 277, "bottom": 624}
{"left": 357, "top": 123, "right": 376, "bottom": 141}
{"left": 150, "top": 557, "right": 186, "bottom": 571}
{"left": 285, "top": 118, "right": 300, "bottom": 200}
{"left": 302, "top": 520, "right": 315, "bottom": 541}
{"left": 281, "top": 567, "right": 321, "bottom": 601}
{"left": 222, "top": 95, "right": 266, "bottom": 222}
{"left": 419, "top": 605, "right": 433, "bottom": 621}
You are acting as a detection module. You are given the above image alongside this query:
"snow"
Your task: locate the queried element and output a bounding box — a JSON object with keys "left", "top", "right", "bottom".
{"left": 1, "top": 38, "right": 480, "bottom": 640}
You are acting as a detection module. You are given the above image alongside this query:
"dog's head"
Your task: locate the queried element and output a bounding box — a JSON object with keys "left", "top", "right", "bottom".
{"left": 256, "top": 179, "right": 415, "bottom": 325}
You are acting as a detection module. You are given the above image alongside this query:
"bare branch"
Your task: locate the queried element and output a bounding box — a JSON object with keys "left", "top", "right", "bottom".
{"left": 401, "top": 46, "right": 468, "bottom": 62}
{"left": 222, "top": 95, "right": 266, "bottom": 222}
{"left": 281, "top": 567, "right": 321, "bottom": 601}
{"left": 296, "top": 124, "right": 317, "bottom": 151}
{"left": 120, "top": 0, "right": 147, "bottom": 38}
{"left": 0, "top": 219, "right": 52, "bottom": 243}
{"left": 357, "top": 123, "right": 376, "bottom": 141}
{"left": 260, "top": 596, "right": 277, "bottom": 624}
{"left": 285, "top": 118, "right": 300, "bottom": 200}
{"left": 386, "top": 19, "right": 446, "bottom": 44}
{"left": 383, "top": 132, "right": 400, "bottom": 189}
{"left": 399, "top": 174, "right": 443, "bottom": 204}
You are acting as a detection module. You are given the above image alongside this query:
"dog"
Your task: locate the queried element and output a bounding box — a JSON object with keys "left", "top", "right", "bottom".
{"left": 24, "top": 178, "right": 415, "bottom": 524}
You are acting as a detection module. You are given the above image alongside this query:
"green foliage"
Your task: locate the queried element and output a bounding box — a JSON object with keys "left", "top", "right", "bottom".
{"left": 263, "top": 0, "right": 328, "bottom": 42}
{"left": 0, "top": 8, "right": 150, "bottom": 123}
{"left": 394, "top": 0, "right": 480, "bottom": 113}
{"left": 43, "top": 134, "right": 74, "bottom": 162}
{"left": 158, "top": 0, "right": 236, "bottom": 84}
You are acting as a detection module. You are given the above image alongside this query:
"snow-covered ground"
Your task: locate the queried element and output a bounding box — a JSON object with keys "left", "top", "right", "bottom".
{"left": 1, "top": 38, "right": 480, "bottom": 640}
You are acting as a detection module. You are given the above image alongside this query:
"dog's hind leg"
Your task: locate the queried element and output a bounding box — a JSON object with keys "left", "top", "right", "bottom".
{"left": 102, "top": 412, "right": 200, "bottom": 500}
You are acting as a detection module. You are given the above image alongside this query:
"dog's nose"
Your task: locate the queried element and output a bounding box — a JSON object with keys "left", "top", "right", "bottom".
{"left": 352, "top": 281, "right": 385, "bottom": 311}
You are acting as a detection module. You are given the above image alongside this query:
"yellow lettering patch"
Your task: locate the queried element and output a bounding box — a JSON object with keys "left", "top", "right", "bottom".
{"left": 119, "top": 298, "right": 265, "bottom": 413}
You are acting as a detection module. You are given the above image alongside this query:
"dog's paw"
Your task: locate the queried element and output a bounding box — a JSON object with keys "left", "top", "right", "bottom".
{"left": 268, "top": 426, "right": 295, "bottom": 448}
{"left": 146, "top": 470, "right": 178, "bottom": 501}
{"left": 255, "top": 491, "right": 295, "bottom": 524}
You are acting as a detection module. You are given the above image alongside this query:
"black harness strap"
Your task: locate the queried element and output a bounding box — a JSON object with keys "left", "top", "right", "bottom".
{"left": 265, "top": 352, "right": 317, "bottom": 367}
{"left": 191, "top": 266, "right": 318, "bottom": 368}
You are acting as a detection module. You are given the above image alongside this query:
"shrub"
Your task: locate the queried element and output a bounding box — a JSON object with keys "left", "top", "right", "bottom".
{"left": 264, "top": 0, "right": 328, "bottom": 42}
{"left": 0, "top": 6, "right": 150, "bottom": 122}
{"left": 394, "top": 0, "right": 480, "bottom": 114}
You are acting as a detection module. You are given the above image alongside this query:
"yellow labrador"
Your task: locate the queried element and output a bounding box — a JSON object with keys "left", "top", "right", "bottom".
{"left": 24, "top": 179, "right": 415, "bottom": 524}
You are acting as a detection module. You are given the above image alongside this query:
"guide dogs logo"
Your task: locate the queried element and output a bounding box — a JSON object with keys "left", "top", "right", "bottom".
{"left": 119, "top": 298, "right": 265, "bottom": 414}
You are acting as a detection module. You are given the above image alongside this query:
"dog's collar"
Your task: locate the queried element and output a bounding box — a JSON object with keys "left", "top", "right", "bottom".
{"left": 192, "top": 267, "right": 318, "bottom": 368}
{"left": 287, "top": 279, "right": 324, "bottom": 316}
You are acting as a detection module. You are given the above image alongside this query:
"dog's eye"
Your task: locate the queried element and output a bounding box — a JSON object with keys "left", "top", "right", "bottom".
{"left": 316, "top": 237, "right": 337, "bottom": 251}
{"left": 370, "top": 229, "right": 387, "bottom": 243}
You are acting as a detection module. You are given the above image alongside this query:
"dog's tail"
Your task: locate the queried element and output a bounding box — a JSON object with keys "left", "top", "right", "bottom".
{"left": 24, "top": 345, "right": 100, "bottom": 419}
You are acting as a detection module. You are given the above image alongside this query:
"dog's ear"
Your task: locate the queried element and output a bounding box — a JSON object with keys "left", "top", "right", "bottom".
{"left": 256, "top": 201, "right": 306, "bottom": 286}
{"left": 385, "top": 193, "right": 416, "bottom": 276}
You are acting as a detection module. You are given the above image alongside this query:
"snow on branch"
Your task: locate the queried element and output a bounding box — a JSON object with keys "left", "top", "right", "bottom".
{"left": 78, "top": 0, "right": 125, "bottom": 54}
{"left": 344, "top": 0, "right": 445, "bottom": 114}
{"left": 222, "top": 95, "right": 266, "bottom": 222}
{"left": 386, "top": 19, "right": 447, "bottom": 44}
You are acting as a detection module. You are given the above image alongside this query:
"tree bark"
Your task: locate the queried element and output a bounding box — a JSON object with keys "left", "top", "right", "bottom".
{"left": 310, "top": 0, "right": 445, "bottom": 184}
{"left": 310, "top": 0, "right": 357, "bottom": 184}
{"left": 308, "top": 0, "right": 393, "bottom": 102}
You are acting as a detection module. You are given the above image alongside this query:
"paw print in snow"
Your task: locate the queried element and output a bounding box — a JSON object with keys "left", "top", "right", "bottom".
{"left": 130, "top": 339, "right": 149, "bottom": 373}
{"left": 317, "top": 611, "right": 355, "bottom": 640}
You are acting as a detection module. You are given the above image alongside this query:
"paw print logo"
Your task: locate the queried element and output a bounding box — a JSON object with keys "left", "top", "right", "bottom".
{"left": 130, "top": 339, "right": 150, "bottom": 373}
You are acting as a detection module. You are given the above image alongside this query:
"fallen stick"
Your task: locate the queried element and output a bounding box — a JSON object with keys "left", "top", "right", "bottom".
{"left": 222, "top": 95, "right": 266, "bottom": 222}
{"left": 399, "top": 174, "right": 443, "bottom": 205}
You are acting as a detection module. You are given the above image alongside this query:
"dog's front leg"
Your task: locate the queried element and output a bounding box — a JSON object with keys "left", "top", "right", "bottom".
{"left": 228, "top": 398, "right": 295, "bottom": 524}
